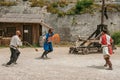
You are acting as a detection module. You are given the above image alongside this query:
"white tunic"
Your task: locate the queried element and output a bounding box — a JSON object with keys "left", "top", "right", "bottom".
{"left": 10, "top": 35, "right": 22, "bottom": 49}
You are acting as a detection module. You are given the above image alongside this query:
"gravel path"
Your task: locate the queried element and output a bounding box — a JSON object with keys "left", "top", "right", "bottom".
{"left": 0, "top": 47, "right": 120, "bottom": 80}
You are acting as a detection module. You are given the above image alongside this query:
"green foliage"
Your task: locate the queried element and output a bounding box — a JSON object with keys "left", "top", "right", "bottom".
{"left": 58, "top": 1, "right": 68, "bottom": 7}
{"left": 106, "top": 4, "right": 120, "bottom": 12}
{"left": 47, "top": 1, "right": 67, "bottom": 17}
{"left": 47, "top": 0, "right": 94, "bottom": 17}
{"left": 29, "top": 0, "right": 46, "bottom": 7}
{"left": 58, "top": 11, "right": 66, "bottom": 17}
{"left": 0, "top": 1, "right": 16, "bottom": 6}
{"left": 29, "top": 0, "right": 95, "bottom": 16}
{"left": 29, "top": 0, "right": 68, "bottom": 16}
{"left": 29, "top": 0, "right": 120, "bottom": 17}
{"left": 75, "top": 0, "right": 94, "bottom": 14}
{"left": 51, "top": 2, "right": 58, "bottom": 8}
{"left": 66, "top": 7, "right": 76, "bottom": 15}
{"left": 50, "top": 1, "right": 68, "bottom": 8}
{"left": 29, "top": 0, "right": 68, "bottom": 8}
{"left": 111, "top": 31, "right": 120, "bottom": 45}
{"left": 47, "top": 5, "right": 59, "bottom": 14}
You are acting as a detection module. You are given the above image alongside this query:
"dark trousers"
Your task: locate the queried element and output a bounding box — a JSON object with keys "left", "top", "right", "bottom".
{"left": 41, "top": 50, "right": 52, "bottom": 58}
{"left": 7, "top": 48, "right": 20, "bottom": 65}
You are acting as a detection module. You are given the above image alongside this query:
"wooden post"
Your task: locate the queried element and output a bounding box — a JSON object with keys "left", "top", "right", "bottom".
{"left": 101, "top": 0, "right": 105, "bottom": 24}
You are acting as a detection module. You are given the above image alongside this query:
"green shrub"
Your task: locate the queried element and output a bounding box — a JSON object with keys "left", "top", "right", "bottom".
{"left": 66, "top": 7, "right": 76, "bottom": 15}
{"left": 47, "top": 5, "right": 59, "bottom": 14}
{"left": 111, "top": 31, "right": 120, "bottom": 45}
{"left": 29, "top": 0, "right": 46, "bottom": 7}
{"left": 29, "top": 0, "right": 60, "bottom": 14}
{"left": 51, "top": 2, "right": 58, "bottom": 8}
{"left": 0, "top": 1, "right": 16, "bottom": 6}
{"left": 106, "top": 4, "right": 120, "bottom": 12}
{"left": 75, "top": 0, "right": 94, "bottom": 14}
{"left": 58, "top": 11, "right": 65, "bottom": 17}
{"left": 58, "top": 1, "right": 68, "bottom": 7}
{"left": 29, "top": 0, "right": 95, "bottom": 16}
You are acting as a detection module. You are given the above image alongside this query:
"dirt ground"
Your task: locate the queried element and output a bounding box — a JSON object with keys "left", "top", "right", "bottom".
{"left": 0, "top": 47, "right": 120, "bottom": 80}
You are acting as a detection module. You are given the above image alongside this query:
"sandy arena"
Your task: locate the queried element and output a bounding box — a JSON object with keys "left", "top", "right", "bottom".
{"left": 0, "top": 47, "right": 120, "bottom": 80}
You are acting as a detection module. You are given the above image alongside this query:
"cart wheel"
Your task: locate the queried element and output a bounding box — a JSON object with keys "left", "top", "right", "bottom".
{"left": 69, "top": 49, "right": 73, "bottom": 54}
{"left": 70, "top": 49, "right": 74, "bottom": 54}
{"left": 69, "top": 47, "right": 73, "bottom": 54}
{"left": 70, "top": 49, "right": 78, "bottom": 54}
{"left": 69, "top": 47, "right": 76, "bottom": 54}
{"left": 82, "top": 48, "right": 89, "bottom": 55}
{"left": 97, "top": 47, "right": 102, "bottom": 53}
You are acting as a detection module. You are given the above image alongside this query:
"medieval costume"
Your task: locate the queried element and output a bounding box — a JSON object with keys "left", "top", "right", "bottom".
{"left": 99, "top": 30, "right": 113, "bottom": 70}
{"left": 4, "top": 31, "right": 22, "bottom": 67}
{"left": 41, "top": 28, "right": 54, "bottom": 59}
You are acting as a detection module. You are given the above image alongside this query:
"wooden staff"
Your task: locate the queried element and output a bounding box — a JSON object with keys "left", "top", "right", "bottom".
{"left": 23, "top": 41, "right": 39, "bottom": 52}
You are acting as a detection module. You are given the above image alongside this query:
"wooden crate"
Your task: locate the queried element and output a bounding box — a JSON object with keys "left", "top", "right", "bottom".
{"left": 1, "top": 38, "right": 11, "bottom": 46}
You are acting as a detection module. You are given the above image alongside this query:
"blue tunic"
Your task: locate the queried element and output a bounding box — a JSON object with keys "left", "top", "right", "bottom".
{"left": 43, "top": 33, "right": 54, "bottom": 51}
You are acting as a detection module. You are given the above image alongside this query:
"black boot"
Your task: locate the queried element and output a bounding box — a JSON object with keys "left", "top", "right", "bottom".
{"left": 41, "top": 51, "right": 47, "bottom": 59}
{"left": 45, "top": 51, "right": 52, "bottom": 59}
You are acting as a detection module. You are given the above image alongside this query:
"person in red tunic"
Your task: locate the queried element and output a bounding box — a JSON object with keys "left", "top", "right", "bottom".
{"left": 99, "top": 30, "right": 113, "bottom": 70}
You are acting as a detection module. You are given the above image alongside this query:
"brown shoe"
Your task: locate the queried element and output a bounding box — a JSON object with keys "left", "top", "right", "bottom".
{"left": 104, "top": 64, "right": 107, "bottom": 67}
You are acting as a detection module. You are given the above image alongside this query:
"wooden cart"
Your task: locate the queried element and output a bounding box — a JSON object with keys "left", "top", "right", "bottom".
{"left": 69, "top": 39, "right": 101, "bottom": 55}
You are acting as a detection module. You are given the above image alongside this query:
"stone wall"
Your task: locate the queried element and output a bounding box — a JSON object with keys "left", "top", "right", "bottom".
{"left": 44, "top": 12, "right": 120, "bottom": 41}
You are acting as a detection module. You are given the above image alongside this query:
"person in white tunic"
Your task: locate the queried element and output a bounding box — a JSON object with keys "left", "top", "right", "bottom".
{"left": 5, "top": 30, "right": 22, "bottom": 66}
{"left": 99, "top": 30, "right": 113, "bottom": 70}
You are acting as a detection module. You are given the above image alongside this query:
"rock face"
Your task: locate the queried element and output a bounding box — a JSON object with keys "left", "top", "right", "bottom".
{"left": 4, "top": 0, "right": 17, "bottom": 1}
{"left": 0, "top": 1, "right": 120, "bottom": 41}
{"left": 45, "top": 12, "right": 120, "bottom": 41}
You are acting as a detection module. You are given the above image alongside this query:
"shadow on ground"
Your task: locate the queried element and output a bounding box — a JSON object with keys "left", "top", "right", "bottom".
{"left": 87, "top": 65, "right": 104, "bottom": 69}
{"left": 35, "top": 57, "right": 51, "bottom": 60}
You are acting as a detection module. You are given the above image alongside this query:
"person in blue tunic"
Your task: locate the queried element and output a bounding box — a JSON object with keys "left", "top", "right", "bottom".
{"left": 41, "top": 28, "right": 54, "bottom": 59}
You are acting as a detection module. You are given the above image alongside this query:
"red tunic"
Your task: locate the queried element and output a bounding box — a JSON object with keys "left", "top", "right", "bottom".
{"left": 100, "top": 34, "right": 113, "bottom": 55}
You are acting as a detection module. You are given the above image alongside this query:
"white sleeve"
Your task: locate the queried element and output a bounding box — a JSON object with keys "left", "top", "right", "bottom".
{"left": 19, "top": 40, "right": 22, "bottom": 46}
{"left": 16, "top": 37, "right": 22, "bottom": 46}
{"left": 99, "top": 37, "right": 102, "bottom": 44}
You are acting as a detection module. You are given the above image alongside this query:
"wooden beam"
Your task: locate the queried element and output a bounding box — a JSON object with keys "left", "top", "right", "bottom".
{"left": 40, "top": 21, "right": 52, "bottom": 29}
{"left": 101, "top": 0, "right": 105, "bottom": 24}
